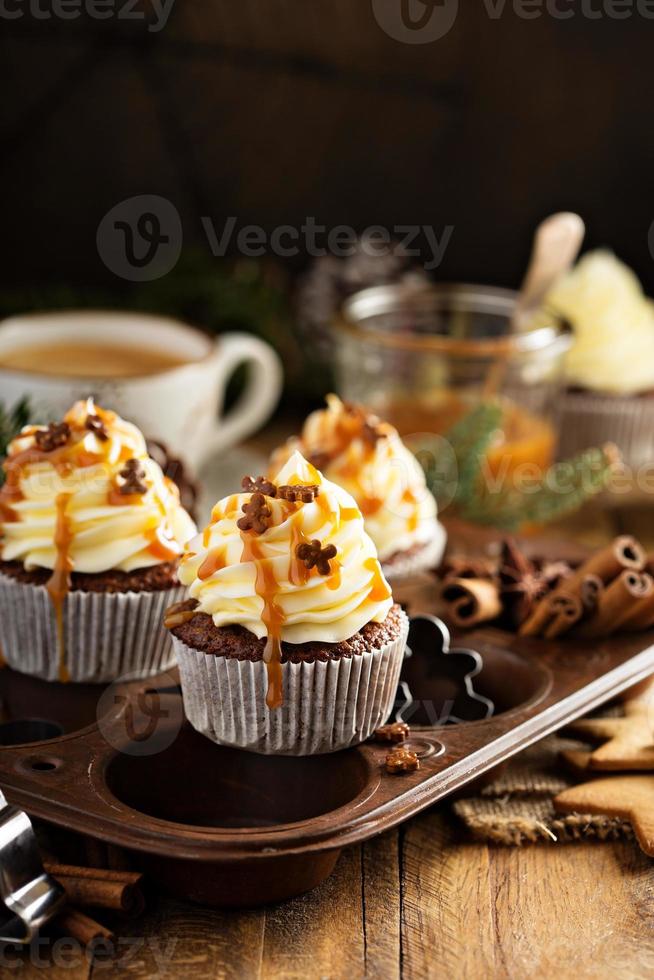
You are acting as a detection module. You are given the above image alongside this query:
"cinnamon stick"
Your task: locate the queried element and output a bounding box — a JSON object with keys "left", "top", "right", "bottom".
{"left": 614, "top": 576, "right": 654, "bottom": 632}
{"left": 440, "top": 577, "right": 502, "bottom": 628}
{"left": 567, "top": 535, "right": 645, "bottom": 587}
{"left": 519, "top": 591, "right": 583, "bottom": 639}
{"left": 580, "top": 573, "right": 604, "bottom": 612}
{"left": 44, "top": 863, "right": 144, "bottom": 914}
{"left": 55, "top": 908, "right": 114, "bottom": 947}
{"left": 575, "top": 570, "right": 653, "bottom": 638}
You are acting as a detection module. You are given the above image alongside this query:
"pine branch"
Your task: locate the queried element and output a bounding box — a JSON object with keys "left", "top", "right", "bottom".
{"left": 0, "top": 398, "right": 32, "bottom": 484}
{"left": 460, "top": 444, "right": 619, "bottom": 530}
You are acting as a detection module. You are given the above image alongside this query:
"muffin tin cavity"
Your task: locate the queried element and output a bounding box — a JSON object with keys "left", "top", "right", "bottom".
{"left": 399, "top": 616, "right": 550, "bottom": 726}
{"left": 0, "top": 667, "right": 108, "bottom": 744}
{"left": 105, "top": 722, "right": 372, "bottom": 829}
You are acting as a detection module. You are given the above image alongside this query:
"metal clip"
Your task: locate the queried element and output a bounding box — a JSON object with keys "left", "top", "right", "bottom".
{"left": 0, "top": 789, "right": 65, "bottom": 943}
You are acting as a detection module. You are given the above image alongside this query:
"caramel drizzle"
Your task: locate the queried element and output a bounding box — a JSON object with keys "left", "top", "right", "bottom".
{"left": 240, "top": 531, "right": 285, "bottom": 710}
{"left": 47, "top": 492, "right": 74, "bottom": 682}
{"left": 364, "top": 556, "right": 392, "bottom": 602}
{"left": 198, "top": 545, "right": 228, "bottom": 581}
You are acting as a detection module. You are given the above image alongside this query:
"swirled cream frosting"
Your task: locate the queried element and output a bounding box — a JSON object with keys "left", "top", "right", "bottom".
{"left": 269, "top": 395, "right": 441, "bottom": 562}
{"left": 178, "top": 451, "right": 393, "bottom": 650}
{"left": 546, "top": 250, "right": 654, "bottom": 395}
{"left": 0, "top": 399, "right": 196, "bottom": 573}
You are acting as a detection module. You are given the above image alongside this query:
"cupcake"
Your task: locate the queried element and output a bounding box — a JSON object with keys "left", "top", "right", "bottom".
{"left": 166, "top": 451, "right": 408, "bottom": 755}
{"left": 545, "top": 251, "right": 654, "bottom": 470}
{"left": 269, "top": 395, "right": 445, "bottom": 579}
{"left": 0, "top": 399, "right": 196, "bottom": 682}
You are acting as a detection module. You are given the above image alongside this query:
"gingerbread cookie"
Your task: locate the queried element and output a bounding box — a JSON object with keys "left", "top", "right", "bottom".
{"left": 554, "top": 776, "right": 654, "bottom": 857}
{"left": 565, "top": 701, "right": 654, "bottom": 770}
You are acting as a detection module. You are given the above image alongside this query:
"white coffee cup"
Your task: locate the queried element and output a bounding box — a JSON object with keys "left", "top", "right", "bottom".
{"left": 0, "top": 311, "right": 283, "bottom": 471}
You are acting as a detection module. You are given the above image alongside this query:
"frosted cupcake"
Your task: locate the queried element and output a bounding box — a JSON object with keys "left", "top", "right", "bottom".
{"left": 0, "top": 399, "right": 195, "bottom": 682}
{"left": 545, "top": 251, "right": 654, "bottom": 470}
{"left": 166, "top": 451, "right": 408, "bottom": 755}
{"left": 270, "top": 395, "right": 445, "bottom": 579}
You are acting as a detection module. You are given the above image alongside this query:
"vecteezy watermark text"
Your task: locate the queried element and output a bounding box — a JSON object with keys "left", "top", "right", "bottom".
{"left": 372, "top": 0, "right": 654, "bottom": 44}
{"left": 0, "top": 0, "right": 175, "bottom": 31}
{"left": 201, "top": 216, "right": 454, "bottom": 270}
{"left": 96, "top": 194, "right": 455, "bottom": 279}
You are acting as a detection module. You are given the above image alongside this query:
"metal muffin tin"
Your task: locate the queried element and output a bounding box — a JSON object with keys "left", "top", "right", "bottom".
{"left": 0, "top": 567, "right": 653, "bottom": 908}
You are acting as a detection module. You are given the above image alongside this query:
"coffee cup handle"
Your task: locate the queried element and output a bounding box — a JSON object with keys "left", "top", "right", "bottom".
{"left": 199, "top": 333, "right": 283, "bottom": 465}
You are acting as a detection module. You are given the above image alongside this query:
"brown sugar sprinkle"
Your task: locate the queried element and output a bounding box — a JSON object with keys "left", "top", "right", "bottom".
{"left": 278, "top": 484, "right": 320, "bottom": 503}
{"left": 373, "top": 722, "right": 410, "bottom": 744}
{"left": 237, "top": 492, "right": 273, "bottom": 534}
{"left": 242, "top": 475, "right": 277, "bottom": 497}
{"left": 385, "top": 748, "right": 420, "bottom": 774}
{"left": 34, "top": 422, "right": 71, "bottom": 452}
{"left": 119, "top": 458, "right": 148, "bottom": 495}
{"left": 296, "top": 539, "right": 337, "bottom": 576}
{"left": 85, "top": 414, "right": 109, "bottom": 442}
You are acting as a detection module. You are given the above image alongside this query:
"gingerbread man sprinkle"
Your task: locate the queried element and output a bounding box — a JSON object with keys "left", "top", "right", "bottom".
{"left": 296, "top": 539, "right": 337, "bottom": 575}
{"left": 237, "top": 492, "right": 273, "bottom": 534}
{"left": 278, "top": 484, "right": 320, "bottom": 503}
{"left": 241, "top": 475, "right": 277, "bottom": 497}
{"left": 34, "top": 422, "right": 71, "bottom": 452}
{"left": 119, "top": 458, "right": 148, "bottom": 496}
{"left": 85, "top": 414, "right": 109, "bottom": 442}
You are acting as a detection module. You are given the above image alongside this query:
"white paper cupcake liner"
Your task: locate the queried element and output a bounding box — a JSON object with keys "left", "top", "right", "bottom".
{"left": 559, "top": 390, "right": 654, "bottom": 472}
{"left": 382, "top": 524, "right": 447, "bottom": 582}
{"left": 173, "top": 609, "right": 409, "bottom": 755}
{"left": 0, "top": 572, "right": 185, "bottom": 683}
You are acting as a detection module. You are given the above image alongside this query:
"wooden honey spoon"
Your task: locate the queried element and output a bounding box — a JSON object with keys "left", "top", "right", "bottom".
{"left": 484, "top": 211, "right": 585, "bottom": 397}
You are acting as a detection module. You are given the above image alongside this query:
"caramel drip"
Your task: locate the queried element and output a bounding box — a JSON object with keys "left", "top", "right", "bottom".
{"left": 289, "top": 524, "right": 311, "bottom": 586}
{"left": 402, "top": 487, "right": 419, "bottom": 532}
{"left": 327, "top": 561, "right": 342, "bottom": 591}
{"left": 146, "top": 527, "right": 180, "bottom": 562}
{"left": 198, "top": 545, "right": 228, "bottom": 581}
{"left": 0, "top": 434, "right": 107, "bottom": 526}
{"left": 240, "top": 532, "right": 284, "bottom": 709}
{"left": 359, "top": 495, "right": 384, "bottom": 517}
{"left": 47, "top": 492, "right": 74, "bottom": 683}
{"left": 364, "top": 556, "right": 392, "bottom": 602}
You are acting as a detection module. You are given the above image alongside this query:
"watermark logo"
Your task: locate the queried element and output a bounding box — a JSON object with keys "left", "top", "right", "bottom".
{"left": 96, "top": 670, "right": 183, "bottom": 756}
{"left": 372, "top": 0, "right": 459, "bottom": 42}
{"left": 96, "top": 194, "right": 182, "bottom": 282}
{"left": 98, "top": 198, "right": 454, "bottom": 281}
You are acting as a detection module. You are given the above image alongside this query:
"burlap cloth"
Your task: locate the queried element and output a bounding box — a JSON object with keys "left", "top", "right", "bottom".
{"left": 451, "top": 724, "right": 634, "bottom": 846}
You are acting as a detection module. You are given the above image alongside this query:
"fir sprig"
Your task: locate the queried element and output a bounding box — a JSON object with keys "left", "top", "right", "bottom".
{"left": 415, "top": 403, "right": 619, "bottom": 531}
{"left": 0, "top": 398, "right": 32, "bottom": 484}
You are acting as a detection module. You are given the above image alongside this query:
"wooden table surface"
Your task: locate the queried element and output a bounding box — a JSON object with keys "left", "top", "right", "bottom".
{"left": 9, "top": 500, "right": 654, "bottom": 980}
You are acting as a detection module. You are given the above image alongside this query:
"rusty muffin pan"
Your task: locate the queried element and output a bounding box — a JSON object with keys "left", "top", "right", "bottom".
{"left": 1, "top": 590, "right": 654, "bottom": 907}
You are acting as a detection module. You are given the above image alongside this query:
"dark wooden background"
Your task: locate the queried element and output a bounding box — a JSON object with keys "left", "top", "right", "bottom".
{"left": 2, "top": 1, "right": 654, "bottom": 291}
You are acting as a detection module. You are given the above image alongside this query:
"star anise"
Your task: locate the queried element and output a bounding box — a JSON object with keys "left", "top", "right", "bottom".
{"left": 119, "top": 458, "right": 147, "bottom": 495}
{"left": 241, "top": 475, "right": 277, "bottom": 497}
{"left": 498, "top": 538, "right": 548, "bottom": 628}
{"left": 34, "top": 422, "right": 70, "bottom": 452}
{"left": 278, "top": 484, "right": 320, "bottom": 503}
{"left": 296, "top": 539, "right": 337, "bottom": 575}
{"left": 237, "top": 492, "right": 273, "bottom": 534}
{"left": 85, "top": 414, "right": 109, "bottom": 441}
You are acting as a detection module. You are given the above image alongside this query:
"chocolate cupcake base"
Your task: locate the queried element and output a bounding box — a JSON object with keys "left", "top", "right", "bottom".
{"left": 171, "top": 606, "right": 409, "bottom": 755}
{"left": 0, "top": 568, "right": 184, "bottom": 683}
{"left": 382, "top": 526, "right": 447, "bottom": 582}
